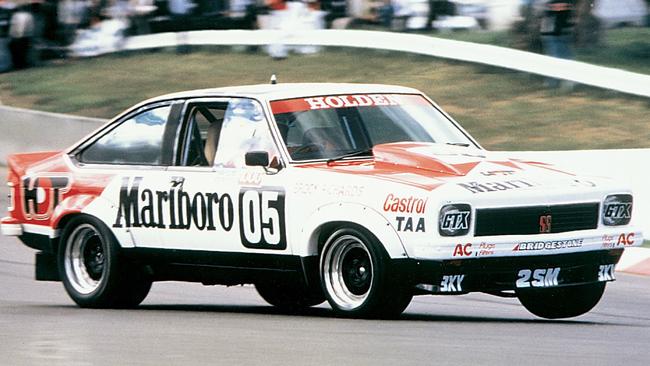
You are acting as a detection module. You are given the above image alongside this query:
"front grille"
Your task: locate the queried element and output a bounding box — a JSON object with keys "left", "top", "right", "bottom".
{"left": 474, "top": 202, "right": 599, "bottom": 236}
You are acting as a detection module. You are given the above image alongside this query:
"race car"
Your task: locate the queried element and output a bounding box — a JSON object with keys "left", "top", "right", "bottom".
{"left": 1, "top": 83, "right": 642, "bottom": 319}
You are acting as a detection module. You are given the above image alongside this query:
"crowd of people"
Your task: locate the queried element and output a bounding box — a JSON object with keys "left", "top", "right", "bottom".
{"left": 0, "top": 0, "right": 591, "bottom": 72}
{"left": 0, "top": 0, "right": 263, "bottom": 71}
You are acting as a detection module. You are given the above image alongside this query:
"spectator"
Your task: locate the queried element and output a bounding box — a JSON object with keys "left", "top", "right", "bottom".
{"left": 539, "top": 0, "right": 575, "bottom": 89}
{"left": 169, "top": 0, "right": 194, "bottom": 52}
{"left": 58, "top": 0, "right": 84, "bottom": 45}
{"left": 378, "top": 0, "right": 393, "bottom": 28}
{"left": 0, "top": 0, "right": 14, "bottom": 71}
{"left": 8, "top": 2, "right": 35, "bottom": 69}
{"left": 539, "top": 0, "right": 574, "bottom": 59}
{"left": 390, "top": 0, "right": 410, "bottom": 31}
{"left": 128, "top": 0, "right": 156, "bottom": 35}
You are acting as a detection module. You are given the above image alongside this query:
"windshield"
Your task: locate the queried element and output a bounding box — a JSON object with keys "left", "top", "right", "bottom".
{"left": 270, "top": 93, "right": 476, "bottom": 161}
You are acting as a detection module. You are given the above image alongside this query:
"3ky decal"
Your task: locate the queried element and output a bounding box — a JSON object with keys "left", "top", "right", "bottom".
{"left": 239, "top": 188, "right": 287, "bottom": 250}
{"left": 598, "top": 264, "right": 615, "bottom": 282}
{"left": 440, "top": 274, "right": 465, "bottom": 292}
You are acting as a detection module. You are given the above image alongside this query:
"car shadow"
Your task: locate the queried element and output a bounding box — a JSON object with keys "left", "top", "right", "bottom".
{"left": 24, "top": 303, "right": 635, "bottom": 326}
{"left": 130, "top": 303, "right": 607, "bottom": 325}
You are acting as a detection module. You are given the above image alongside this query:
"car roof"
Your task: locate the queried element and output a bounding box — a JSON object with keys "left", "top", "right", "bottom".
{"left": 147, "top": 83, "right": 423, "bottom": 104}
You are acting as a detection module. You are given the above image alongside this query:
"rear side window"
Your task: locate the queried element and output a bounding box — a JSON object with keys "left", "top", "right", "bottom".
{"left": 80, "top": 106, "right": 172, "bottom": 165}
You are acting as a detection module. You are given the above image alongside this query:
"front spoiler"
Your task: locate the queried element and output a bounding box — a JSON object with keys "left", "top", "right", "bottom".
{"left": 396, "top": 249, "right": 624, "bottom": 294}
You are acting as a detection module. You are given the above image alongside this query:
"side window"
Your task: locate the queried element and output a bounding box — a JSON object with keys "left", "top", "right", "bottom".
{"left": 181, "top": 103, "right": 228, "bottom": 166}
{"left": 80, "top": 105, "right": 172, "bottom": 165}
{"left": 213, "top": 98, "right": 280, "bottom": 168}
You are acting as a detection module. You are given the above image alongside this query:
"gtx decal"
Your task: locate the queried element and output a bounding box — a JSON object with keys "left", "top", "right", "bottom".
{"left": 22, "top": 175, "right": 71, "bottom": 220}
{"left": 458, "top": 180, "right": 535, "bottom": 194}
{"left": 113, "top": 177, "right": 234, "bottom": 232}
{"left": 604, "top": 203, "right": 632, "bottom": 221}
{"left": 239, "top": 188, "right": 286, "bottom": 250}
{"left": 440, "top": 211, "right": 470, "bottom": 231}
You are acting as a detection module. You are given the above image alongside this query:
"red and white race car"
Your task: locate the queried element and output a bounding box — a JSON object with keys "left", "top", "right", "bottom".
{"left": 1, "top": 83, "right": 642, "bottom": 318}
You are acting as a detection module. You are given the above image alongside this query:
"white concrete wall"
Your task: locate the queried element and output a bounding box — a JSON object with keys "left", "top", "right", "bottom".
{"left": 117, "top": 30, "right": 650, "bottom": 98}
{"left": 0, "top": 106, "right": 105, "bottom": 166}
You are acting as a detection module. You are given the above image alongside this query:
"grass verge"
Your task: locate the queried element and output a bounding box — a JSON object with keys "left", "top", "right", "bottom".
{"left": 361, "top": 26, "right": 650, "bottom": 75}
{"left": 0, "top": 47, "right": 648, "bottom": 151}
{"left": 432, "top": 28, "right": 650, "bottom": 75}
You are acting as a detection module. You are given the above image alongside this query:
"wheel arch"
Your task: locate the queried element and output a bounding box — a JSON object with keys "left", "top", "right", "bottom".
{"left": 297, "top": 203, "right": 408, "bottom": 259}
{"left": 52, "top": 194, "right": 134, "bottom": 249}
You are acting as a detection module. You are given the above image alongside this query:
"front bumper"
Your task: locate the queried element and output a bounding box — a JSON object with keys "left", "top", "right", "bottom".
{"left": 1, "top": 217, "right": 23, "bottom": 236}
{"left": 397, "top": 249, "right": 624, "bottom": 294}
{"left": 408, "top": 228, "right": 644, "bottom": 260}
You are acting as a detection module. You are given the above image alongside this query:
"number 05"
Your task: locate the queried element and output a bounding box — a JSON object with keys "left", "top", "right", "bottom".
{"left": 240, "top": 189, "right": 286, "bottom": 249}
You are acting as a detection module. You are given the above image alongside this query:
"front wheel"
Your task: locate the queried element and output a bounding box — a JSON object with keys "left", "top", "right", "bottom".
{"left": 517, "top": 282, "right": 606, "bottom": 319}
{"left": 58, "top": 215, "right": 152, "bottom": 308}
{"left": 320, "top": 227, "right": 412, "bottom": 318}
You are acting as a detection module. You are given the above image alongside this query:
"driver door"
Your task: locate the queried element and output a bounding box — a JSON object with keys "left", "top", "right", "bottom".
{"left": 159, "top": 97, "right": 291, "bottom": 255}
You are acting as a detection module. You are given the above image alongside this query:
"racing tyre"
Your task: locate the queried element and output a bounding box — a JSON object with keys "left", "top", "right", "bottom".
{"left": 517, "top": 282, "right": 606, "bottom": 319}
{"left": 255, "top": 279, "right": 325, "bottom": 311}
{"left": 58, "top": 215, "right": 152, "bottom": 308}
{"left": 320, "top": 227, "right": 412, "bottom": 318}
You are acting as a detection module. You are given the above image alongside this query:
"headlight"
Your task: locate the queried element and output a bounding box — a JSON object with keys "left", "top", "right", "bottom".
{"left": 439, "top": 204, "right": 471, "bottom": 236}
{"left": 602, "top": 194, "right": 632, "bottom": 226}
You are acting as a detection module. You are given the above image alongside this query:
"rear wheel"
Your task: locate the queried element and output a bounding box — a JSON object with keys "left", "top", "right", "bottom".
{"left": 517, "top": 282, "right": 606, "bottom": 319}
{"left": 58, "top": 215, "right": 152, "bottom": 308}
{"left": 320, "top": 227, "right": 412, "bottom": 318}
{"left": 255, "top": 279, "right": 325, "bottom": 311}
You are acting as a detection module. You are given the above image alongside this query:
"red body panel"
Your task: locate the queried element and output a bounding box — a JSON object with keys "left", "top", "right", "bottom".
{"left": 5, "top": 152, "right": 111, "bottom": 232}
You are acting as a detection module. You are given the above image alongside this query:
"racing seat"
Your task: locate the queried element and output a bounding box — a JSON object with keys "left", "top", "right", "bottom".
{"left": 204, "top": 120, "right": 223, "bottom": 166}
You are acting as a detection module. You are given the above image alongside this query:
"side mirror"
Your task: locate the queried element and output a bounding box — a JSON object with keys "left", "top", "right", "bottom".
{"left": 245, "top": 151, "right": 269, "bottom": 167}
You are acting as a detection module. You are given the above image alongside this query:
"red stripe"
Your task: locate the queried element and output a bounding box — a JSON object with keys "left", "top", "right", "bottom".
{"left": 270, "top": 94, "right": 427, "bottom": 114}
{"left": 270, "top": 99, "right": 312, "bottom": 114}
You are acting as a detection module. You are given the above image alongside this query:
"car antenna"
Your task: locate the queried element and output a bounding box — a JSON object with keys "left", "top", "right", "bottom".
{"left": 270, "top": 74, "right": 277, "bottom": 85}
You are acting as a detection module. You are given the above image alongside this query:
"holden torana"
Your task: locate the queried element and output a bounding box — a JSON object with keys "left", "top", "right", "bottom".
{"left": 1, "top": 83, "right": 642, "bottom": 318}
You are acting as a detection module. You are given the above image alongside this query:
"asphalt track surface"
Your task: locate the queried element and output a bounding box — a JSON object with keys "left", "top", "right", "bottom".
{"left": 1, "top": 178, "right": 650, "bottom": 365}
